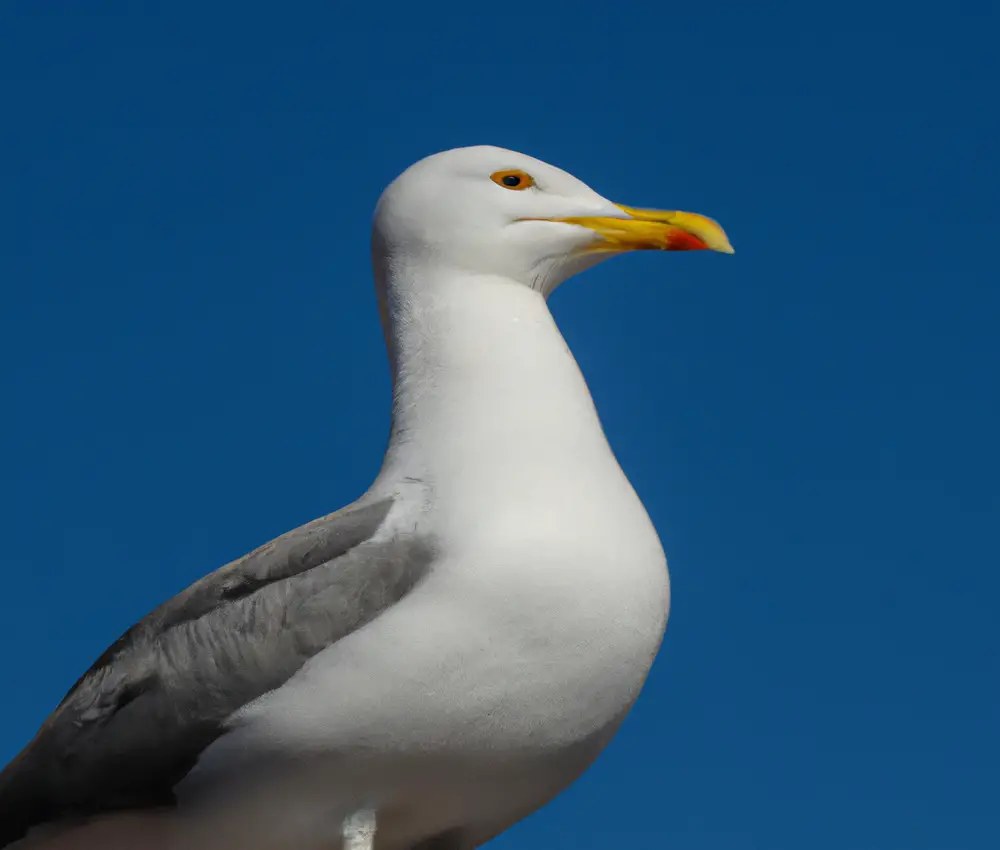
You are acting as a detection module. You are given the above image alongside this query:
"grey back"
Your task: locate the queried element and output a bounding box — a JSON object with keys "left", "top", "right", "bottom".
{"left": 0, "top": 496, "right": 434, "bottom": 848}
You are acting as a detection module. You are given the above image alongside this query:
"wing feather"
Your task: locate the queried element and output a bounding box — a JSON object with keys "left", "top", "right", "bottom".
{"left": 0, "top": 496, "right": 434, "bottom": 848}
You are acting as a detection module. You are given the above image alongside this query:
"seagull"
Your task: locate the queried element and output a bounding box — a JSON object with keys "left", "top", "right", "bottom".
{"left": 0, "top": 145, "right": 733, "bottom": 850}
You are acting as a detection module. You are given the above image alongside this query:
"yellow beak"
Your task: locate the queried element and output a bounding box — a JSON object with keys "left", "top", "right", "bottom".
{"left": 556, "top": 205, "right": 734, "bottom": 254}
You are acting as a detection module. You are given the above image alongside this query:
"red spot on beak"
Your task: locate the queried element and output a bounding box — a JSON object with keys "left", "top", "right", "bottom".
{"left": 666, "top": 230, "right": 710, "bottom": 251}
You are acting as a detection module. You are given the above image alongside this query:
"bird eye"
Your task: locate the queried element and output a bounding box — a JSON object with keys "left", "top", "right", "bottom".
{"left": 490, "top": 169, "right": 535, "bottom": 191}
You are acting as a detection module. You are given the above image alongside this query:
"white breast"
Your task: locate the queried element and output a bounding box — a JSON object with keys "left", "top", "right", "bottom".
{"left": 258, "top": 275, "right": 665, "bottom": 747}
{"left": 178, "top": 271, "right": 669, "bottom": 847}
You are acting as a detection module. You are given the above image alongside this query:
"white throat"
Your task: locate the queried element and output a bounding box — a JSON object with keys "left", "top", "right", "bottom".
{"left": 374, "top": 264, "right": 616, "bottom": 500}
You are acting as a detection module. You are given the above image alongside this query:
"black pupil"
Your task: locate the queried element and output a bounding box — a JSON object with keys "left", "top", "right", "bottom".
{"left": 502, "top": 174, "right": 522, "bottom": 187}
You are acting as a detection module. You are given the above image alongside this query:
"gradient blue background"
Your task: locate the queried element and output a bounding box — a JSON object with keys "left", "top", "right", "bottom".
{"left": 1, "top": 2, "right": 997, "bottom": 847}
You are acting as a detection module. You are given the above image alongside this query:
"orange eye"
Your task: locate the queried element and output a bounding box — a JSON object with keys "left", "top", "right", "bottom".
{"left": 490, "top": 169, "right": 535, "bottom": 191}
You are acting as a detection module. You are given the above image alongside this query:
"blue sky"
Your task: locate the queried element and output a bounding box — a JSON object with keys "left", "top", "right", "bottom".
{"left": 1, "top": 1, "right": 997, "bottom": 848}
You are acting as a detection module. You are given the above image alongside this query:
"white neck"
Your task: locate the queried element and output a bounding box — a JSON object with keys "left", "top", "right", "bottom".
{"left": 367, "top": 260, "right": 668, "bottom": 683}
{"left": 372, "top": 263, "right": 620, "bottom": 506}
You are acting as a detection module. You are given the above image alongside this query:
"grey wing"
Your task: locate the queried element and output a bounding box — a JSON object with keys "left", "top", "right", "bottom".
{"left": 0, "top": 495, "right": 434, "bottom": 848}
